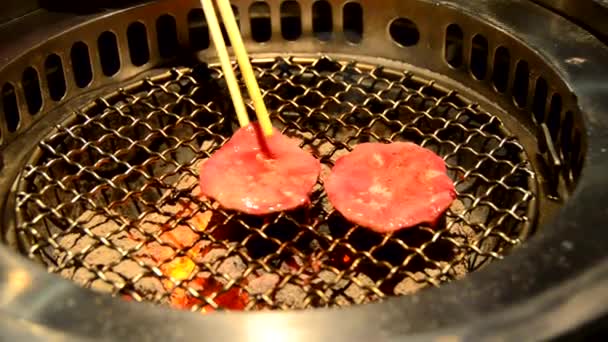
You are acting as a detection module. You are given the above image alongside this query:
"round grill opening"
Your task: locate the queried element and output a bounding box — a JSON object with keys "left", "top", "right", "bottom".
{"left": 15, "top": 56, "right": 536, "bottom": 312}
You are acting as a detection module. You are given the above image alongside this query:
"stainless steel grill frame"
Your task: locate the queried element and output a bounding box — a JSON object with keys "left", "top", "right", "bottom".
{"left": 0, "top": 0, "right": 606, "bottom": 341}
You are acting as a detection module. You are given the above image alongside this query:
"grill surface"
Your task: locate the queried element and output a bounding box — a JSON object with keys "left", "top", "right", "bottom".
{"left": 15, "top": 56, "right": 536, "bottom": 312}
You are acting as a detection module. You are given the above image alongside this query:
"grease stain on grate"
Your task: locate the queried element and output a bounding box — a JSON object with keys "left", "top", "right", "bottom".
{"left": 15, "top": 56, "right": 535, "bottom": 312}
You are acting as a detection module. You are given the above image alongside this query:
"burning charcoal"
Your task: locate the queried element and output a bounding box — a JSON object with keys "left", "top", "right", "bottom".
{"left": 177, "top": 274, "right": 249, "bottom": 312}
{"left": 280, "top": 254, "right": 305, "bottom": 274}
{"left": 200, "top": 139, "right": 220, "bottom": 154}
{"left": 72, "top": 267, "right": 95, "bottom": 287}
{"left": 334, "top": 295, "right": 351, "bottom": 307}
{"left": 200, "top": 244, "right": 232, "bottom": 264}
{"left": 84, "top": 246, "right": 121, "bottom": 266}
{"left": 446, "top": 201, "right": 479, "bottom": 246}
{"left": 173, "top": 173, "right": 198, "bottom": 192}
{"left": 188, "top": 211, "right": 214, "bottom": 232}
{"left": 139, "top": 212, "right": 170, "bottom": 234}
{"left": 186, "top": 273, "right": 222, "bottom": 295}
{"left": 86, "top": 213, "right": 121, "bottom": 237}
{"left": 158, "top": 202, "right": 187, "bottom": 217}
{"left": 187, "top": 240, "right": 211, "bottom": 263}
{"left": 134, "top": 277, "right": 165, "bottom": 301}
{"left": 134, "top": 242, "right": 175, "bottom": 266}
{"left": 57, "top": 233, "right": 79, "bottom": 251}
{"left": 449, "top": 199, "right": 466, "bottom": 215}
{"left": 275, "top": 283, "right": 307, "bottom": 309}
{"left": 469, "top": 204, "right": 491, "bottom": 225}
{"left": 316, "top": 270, "right": 349, "bottom": 290}
{"left": 113, "top": 260, "right": 145, "bottom": 280}
{"left": 110, "top": 231, "right": 141, "bottom": 251}
{"left": 160, "top": 256, "right": 196, "bottom": 282}
{"left": 247, "top": 273, "right": 279, "bottom": 295}
{"left": 394, "top": 273, "right": 427, "bottom": 295}
{"left": 217, "top": 255, "right": 246, "bottom": 280}
{"left": 171, "top": 159, "right": 206, "bottom": 196}
{"left": 60, "top": 266, "right": 75, "bottom": 279}
{"left": 285, "top": 130, "right": 314, "bottom": 145}
{"left": 425, "top": 267, "right": 443, "bottom": 278}
{"left": 160, "top": 225, "right": 200, "bottom": 249}
{"left": 478, "top": 236, "right": 500, "bottom": 255}
{"left": 344, "top": 273, "right": 375, "bottom": 303}
{"left": 321, "top": 288, "right": 333, "bottom": 303}
{"left": 210, "top": 287, "right": 249, "bottom": 311}
{"left": 77, "top": 211, "right": 103, "bottom": 227}
{"left": 312, "top": 139, "right": 349, "bottom": 163}
{"left": 449, "top": 263, "right": 467, "bottom": 280}
{"left": 369, "top": 120, "right": 392, "bottom": 140}
{"left": 57, "top": 231, "right": 95, "bottom": 259}
{"left": 70, "top": 235, "right": 96, "bottom": 254}
{"left": 448, "top": 220, "right": 478, "bottom": 242}
{"left": 170, "top": 287, "right": 203, "bottom": 310}
{"left": 189, "top": 271, "right": 213, "bottom": 285}
{"left": 91, "top": 279, "right": 114, "bottom": 293}
{"left": 90, "top": 272, "right": 124, "bottom": 294}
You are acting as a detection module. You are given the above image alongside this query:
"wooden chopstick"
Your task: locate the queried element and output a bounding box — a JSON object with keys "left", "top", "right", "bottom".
{"left": 200, "top": 0, "right": 249, "bottom": 128}
{"left": 215, "top": 0, "right": 274, "bottom": 137}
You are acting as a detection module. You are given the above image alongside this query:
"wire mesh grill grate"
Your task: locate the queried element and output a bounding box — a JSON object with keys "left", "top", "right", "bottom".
{"left": 15, "top": 56, "right": 536, "bottom": 312}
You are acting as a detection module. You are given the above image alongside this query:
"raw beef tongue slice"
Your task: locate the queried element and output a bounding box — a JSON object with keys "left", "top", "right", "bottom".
{"left": 199, "top": 123, "right": 321, "bottom": 215}
{"left": 325, "top": 142, "right": 456, "bottom": 233}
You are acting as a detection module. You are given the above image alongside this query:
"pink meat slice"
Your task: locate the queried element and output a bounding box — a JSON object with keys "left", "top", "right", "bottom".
{"left": 199, "top": 123, "right": 321, "bottom": 215}
{"left": 325, "top": 142, "right": 456, "bottom": 233}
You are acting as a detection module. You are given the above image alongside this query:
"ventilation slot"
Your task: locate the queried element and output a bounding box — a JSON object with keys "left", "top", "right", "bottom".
{"left": 445, "top": 24, "right": 463, "bottom": 68}
{"left": 2, "top": 84, "right": 19, "bottom": 133}
{"left": 571, "top": 127, "right": 582, "bottom": 181}
{"left": 470, "top": 34, "right": 488, "bottom": 80}
{"left": 389, "top": 18, "right": 419, "bottom": 47}
{"left": 313, "top": 0, "right": 333, "bottom": 41}
{"left": 532, "top": 77, "right": 548, "bottom": 123}
{"left": 492, "top": 46, "right": 510, "bottom": 93}
{"left": 45, "top": 54, "right": 66, "bottom": 101}
{"left": 23, "top": 67, "right": 43, "bottom": 115}
{"left": 157, "top": 15, "right": 179, "bottom": 58}
{"left": 343, "top": 2, "right": 363, "bottom": 43}
{"left": 561, "top": 111, "right": 574, "bottom": 166}
{"left": 250, "top": 2, "right": 271, "bottom": 43}
{"left": 281, "top": 1, "right": 302, "bottom": 41}
{"left": 98, "top": 31, "right": 121, "bottom": 76}
{"left": 188, "top": 9, "right": 209, "bottom": 51}
{"left": 71, "top": 42, "right": 93, "bottom": 88}
{"left": 127, "top": 22, "right": 150, "bottom": 67}
{"left": 513, "top": 60, "right": 529, "bottom": 108}
{"left": 547, "top": 94, "right": 562, "bottom": 140}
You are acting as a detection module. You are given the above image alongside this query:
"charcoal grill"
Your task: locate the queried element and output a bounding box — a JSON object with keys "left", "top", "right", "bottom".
{"left": 0, "top": 0, "right": 607, "bottom": 340}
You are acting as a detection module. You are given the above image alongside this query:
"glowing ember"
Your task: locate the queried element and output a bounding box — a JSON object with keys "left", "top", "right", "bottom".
{"left": 187, "top": 241, "right": 213, "bottom": 261}
{"left": 170, "top": 287, "right": 203, "bottom": 310}
{"left": 168, "top": 276, "right": 249, "bottom": 313}
{"left": 207, "top": 287, "right": 248, "bottom": 311}
{"left": 189, "top": 211, "right": 213, "bottom": 232}
{"left": 161, "top": 256, "right": 196, "bottom": 282}
{"left": 160, "top": 225, "right": 200, "bottom": 249}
